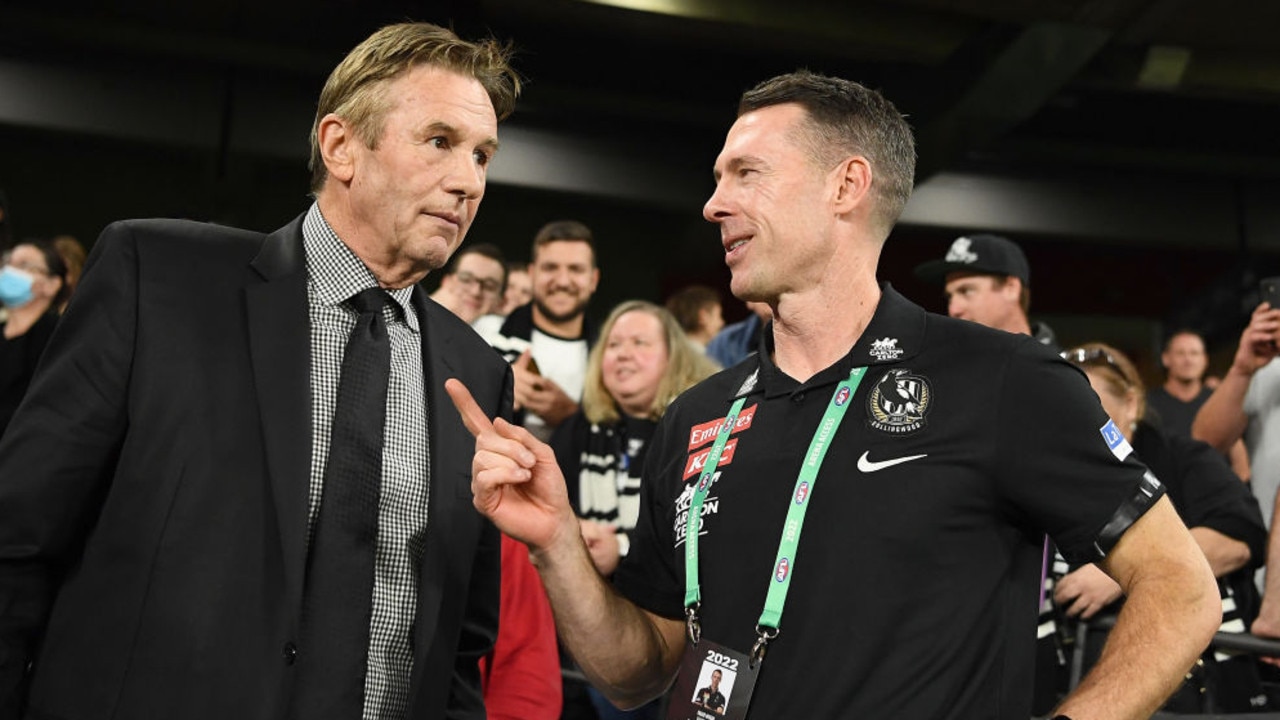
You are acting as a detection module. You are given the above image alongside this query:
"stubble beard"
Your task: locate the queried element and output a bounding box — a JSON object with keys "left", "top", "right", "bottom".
{"left": 534, "top": 294, "right": 588, "bottom": 325}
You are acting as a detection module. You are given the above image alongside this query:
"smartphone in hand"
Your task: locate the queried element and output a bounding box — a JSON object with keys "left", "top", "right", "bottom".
{"left": 1262, "top": 276, "right": 1280, "bottom": 309}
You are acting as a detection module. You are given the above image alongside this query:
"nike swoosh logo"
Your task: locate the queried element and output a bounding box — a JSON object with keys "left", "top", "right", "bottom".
{"left": 857, "top": 451, "right": 928, "bottom": 472}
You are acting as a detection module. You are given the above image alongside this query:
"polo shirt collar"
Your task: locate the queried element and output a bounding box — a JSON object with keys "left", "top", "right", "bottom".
{"left": 729, "top": 283, "right": 927, "bottom": 400}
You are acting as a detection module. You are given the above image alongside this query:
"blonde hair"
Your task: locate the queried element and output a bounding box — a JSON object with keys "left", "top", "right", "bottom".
{"left": 308, "top": 22, "right": 521, "bottom": 193}
{"left": 582, "top": 300, "right": 720, "bottom": 424}
{"left": 1063, "top": 341, "right": 1147, "bottom": 422}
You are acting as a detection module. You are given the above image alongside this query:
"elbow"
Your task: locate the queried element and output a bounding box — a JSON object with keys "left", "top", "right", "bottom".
{"left": 602, "top": 677, "right": 675, "bottom": 711}
{"left": 1156, "top": 548, "right": 1223, "bottom": 649}
{"left": 1191, "top": 563, "right": 1224, "bottom": 642}
{"left": 1189, "top": 418, "right": 1227, "bottom": 453}
{"left": 1191, "top": 429, "right": 1229, "bottom": 454}
{"left": 610, "top": 695, "right": 658, "bottom": 712}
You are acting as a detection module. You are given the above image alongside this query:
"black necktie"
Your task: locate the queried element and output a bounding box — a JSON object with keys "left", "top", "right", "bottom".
{"left": 293, "top": 287, "right": 392, "bottom": 720}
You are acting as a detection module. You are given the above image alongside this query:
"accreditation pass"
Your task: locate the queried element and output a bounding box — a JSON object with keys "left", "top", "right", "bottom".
{"left": 665, "top": 638, "right": 759, "bottom": 720}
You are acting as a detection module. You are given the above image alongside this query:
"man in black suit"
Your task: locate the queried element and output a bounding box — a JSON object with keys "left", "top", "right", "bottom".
{"left": 0, "top": 21, "right": 520, "bottom": 720}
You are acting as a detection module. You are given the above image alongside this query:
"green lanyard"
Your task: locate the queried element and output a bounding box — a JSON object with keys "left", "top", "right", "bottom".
{"left": 683, "top": 366, "right": 867, "bottom": 665}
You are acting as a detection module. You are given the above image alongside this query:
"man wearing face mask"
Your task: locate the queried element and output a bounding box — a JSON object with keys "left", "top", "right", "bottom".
{"left": 0, "top": 239, "right": 69, "bottom": 437}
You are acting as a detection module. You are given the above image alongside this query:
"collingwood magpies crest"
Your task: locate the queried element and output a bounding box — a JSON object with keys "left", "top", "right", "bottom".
{"left": 867, "top": 368, "right": 932, "bottom": 434}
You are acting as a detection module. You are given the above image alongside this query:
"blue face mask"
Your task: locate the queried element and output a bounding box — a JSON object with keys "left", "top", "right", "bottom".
{"left": 0, "top": 266, "right": 35, "bottom": 308}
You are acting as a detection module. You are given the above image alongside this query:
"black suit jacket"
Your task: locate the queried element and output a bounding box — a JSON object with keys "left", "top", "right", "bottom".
{"left": 0, "top": 215, "right": 511, "bottom": 719}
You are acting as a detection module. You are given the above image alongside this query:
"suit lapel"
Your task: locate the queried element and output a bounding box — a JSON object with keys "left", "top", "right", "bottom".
{"left": 411, "top": 291, "right": 461, "bottom": 661}
{"left": 246, "top": 215, "right": 311, "bottom": 608}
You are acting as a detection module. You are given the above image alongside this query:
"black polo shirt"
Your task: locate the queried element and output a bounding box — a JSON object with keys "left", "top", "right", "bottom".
{"left": 614, "top": 284, "right": 1164, "bottom": 720}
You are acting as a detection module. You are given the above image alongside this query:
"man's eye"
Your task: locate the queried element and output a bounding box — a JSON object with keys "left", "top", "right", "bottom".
{"left": 473, "top": 149, "right": 492, "bottom": 166}
{"left": 430, "top": 137, "right": 450, "bottom": 149}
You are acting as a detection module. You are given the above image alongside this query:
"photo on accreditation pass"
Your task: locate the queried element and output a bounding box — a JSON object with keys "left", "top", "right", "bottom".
{"left": 666, "top": 641, "right": 755, "bottom": 720}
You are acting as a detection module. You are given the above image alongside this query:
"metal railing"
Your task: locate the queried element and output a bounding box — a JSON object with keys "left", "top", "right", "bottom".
{"left": 1068, "top": 615, "right": 1280, "bottom": 717}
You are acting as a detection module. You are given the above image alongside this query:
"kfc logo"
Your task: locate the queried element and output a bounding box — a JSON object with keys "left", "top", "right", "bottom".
{"left": 684, "top": 439, "right": 739, "bottom": 480}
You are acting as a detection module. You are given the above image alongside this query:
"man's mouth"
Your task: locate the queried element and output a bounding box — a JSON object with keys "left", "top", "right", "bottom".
{"left": 425, "top": 210, "right": 461, "bottom": 228}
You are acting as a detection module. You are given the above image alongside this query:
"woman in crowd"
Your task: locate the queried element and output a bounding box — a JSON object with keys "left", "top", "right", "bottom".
{"left": 664, "top": 283, "right": 724, "bottom": 356}
{"left": 0, "top": 238, "right": 69, "bottom": 437}
{"left": 52, "top": 235, "right": 87, "bottom": 313}
{"left": 1048, "top": 341, "right": 1269, "bottom": 713}
{"left": 550, "top": 299, "right": 719, "bottom": 719}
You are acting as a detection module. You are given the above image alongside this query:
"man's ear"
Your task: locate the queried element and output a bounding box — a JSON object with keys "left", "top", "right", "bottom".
{"left": 316, "top": 113, "right": 357, "bottom": 184}
{"left": 1002, "top": 276, "right": 1025, "bottom": 301}
{"left": 832, "top": 155, "right": 873, "bottom": 214}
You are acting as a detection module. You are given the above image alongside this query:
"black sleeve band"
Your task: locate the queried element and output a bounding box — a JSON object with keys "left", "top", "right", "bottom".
{"left": 1091, "top": 469, "right": 1166, "bottom": 560}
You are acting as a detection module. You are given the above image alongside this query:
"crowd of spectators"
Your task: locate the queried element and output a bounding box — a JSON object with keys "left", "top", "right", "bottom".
{"left": 4, "top": 23, "right": 1280, "bottom": 718}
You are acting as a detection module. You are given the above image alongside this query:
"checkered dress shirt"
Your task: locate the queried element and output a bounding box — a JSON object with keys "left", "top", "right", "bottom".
{"left": 302, "top": 203, "right": 430, "bottom": 719}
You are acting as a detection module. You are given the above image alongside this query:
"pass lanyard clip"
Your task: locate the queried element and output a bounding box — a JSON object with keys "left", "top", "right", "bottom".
{"left": 750, "top": 625, "right": 780, "bottom": 669}
{"left": 682, "top": 366, "right": 867, "bottom": 668}
{"left": 685, "top": 603, "right": 702, "bottom": 645}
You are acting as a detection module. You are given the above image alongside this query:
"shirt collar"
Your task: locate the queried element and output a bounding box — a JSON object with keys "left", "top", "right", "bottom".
{"left": 729, "top": 283, "right": 927, "bottom": 400}
{"left": 301, "top": 203, "right": 418, "bottom": 331}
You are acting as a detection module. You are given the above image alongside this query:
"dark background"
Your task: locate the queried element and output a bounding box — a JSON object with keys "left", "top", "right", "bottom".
{"left": 4, "top": 0, "right": 1280, "bottom": 384}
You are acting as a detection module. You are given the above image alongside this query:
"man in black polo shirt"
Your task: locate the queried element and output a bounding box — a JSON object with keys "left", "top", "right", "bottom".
{"left": 694, "top": 669, "right": 726, "bottom": 715}
{"left": 914, "top": 231, "right": 1063, "bottom": 713}
{"left": 448, "top": 70, "right": 1221, "bottom": 719}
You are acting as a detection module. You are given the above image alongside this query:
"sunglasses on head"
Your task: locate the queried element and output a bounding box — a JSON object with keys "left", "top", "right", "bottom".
{"left": 1061, "top": 346, "right": 1131, "bottom": 380}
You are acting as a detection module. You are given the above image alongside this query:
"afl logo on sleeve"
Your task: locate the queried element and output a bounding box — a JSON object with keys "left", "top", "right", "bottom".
{"left": 867, "top": 369, "right": 932, "bottom": 435}
{"left": 1100, "top": 419, "right": 1133, "bottom": 461}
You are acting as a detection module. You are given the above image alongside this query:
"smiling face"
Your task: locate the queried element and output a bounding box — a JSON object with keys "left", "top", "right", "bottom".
{"left": 702, "top": 103, "right": 836, "bottom": 303}
{"left": 601, "top": 309, "right": 669, "bottom": 418}
{"left": 321, "top": 64, "right": 499, "bottom": 286}
{"left": 438, "top": 251, "right": 505, "bottom": 323}
{"left": 531, "top": 239, "right": 599, "bottom": 325}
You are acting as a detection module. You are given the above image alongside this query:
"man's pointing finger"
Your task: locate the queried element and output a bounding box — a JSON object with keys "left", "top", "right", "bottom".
{"left": 445, "top": 378, "right": 493, "bottom": 438}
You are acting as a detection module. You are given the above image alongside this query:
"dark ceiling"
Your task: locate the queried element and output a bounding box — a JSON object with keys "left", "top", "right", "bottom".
{"left": 6, "top": 0, "right": 1280, "bottom": 183}
{"left": 4, "top": 0, "right": 1280, "bottom": 366}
